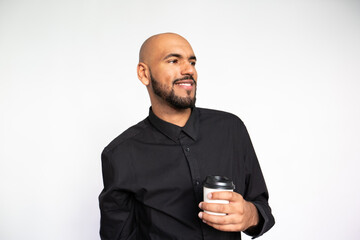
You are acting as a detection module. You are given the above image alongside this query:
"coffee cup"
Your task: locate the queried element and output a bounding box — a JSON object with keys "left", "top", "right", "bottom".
{"left": 203, "top": 176, "right": 235, "bottom": 215}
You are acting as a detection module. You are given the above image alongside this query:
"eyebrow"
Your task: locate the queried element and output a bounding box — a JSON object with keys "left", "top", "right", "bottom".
{"left": 189, "top": 55, "right": 197, "bottom": 61}
{"left": 163, "top": 53, "right": 197, "bottom": 61}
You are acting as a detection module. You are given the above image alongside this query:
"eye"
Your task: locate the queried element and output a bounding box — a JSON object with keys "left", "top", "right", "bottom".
{"left": 190, "top": 61, "right": 196, "bottom": 66}
{"left": 168, "top": 59, "right": 178, "bottom": 64}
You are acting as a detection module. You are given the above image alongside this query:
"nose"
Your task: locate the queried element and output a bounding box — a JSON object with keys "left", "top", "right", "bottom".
{"left": 181, "top": 61, "right": 196, "bottom": 77}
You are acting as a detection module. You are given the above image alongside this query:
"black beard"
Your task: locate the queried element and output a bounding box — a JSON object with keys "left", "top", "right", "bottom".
{"left": 150, "top": 71, "right": 196, "bottom": 109}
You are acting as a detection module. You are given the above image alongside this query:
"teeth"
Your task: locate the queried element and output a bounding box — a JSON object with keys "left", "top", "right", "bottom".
{"left": 178, "top": 83, "right": 191, "bottom": 86}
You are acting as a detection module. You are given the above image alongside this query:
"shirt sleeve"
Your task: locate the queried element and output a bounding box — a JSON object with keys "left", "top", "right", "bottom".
{"left": 239, "top": 121, "right": 275, "bottom": 238}
{"left": 99, "top": 148, "right": 137, "bottom": 240}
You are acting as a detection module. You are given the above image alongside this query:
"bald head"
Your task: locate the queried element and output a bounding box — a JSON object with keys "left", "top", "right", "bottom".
{"left": 136, "top": 32, "right": 198, "bottom": 115}
{"left": 139, "top": 33, "right": 194, "bottom": 65}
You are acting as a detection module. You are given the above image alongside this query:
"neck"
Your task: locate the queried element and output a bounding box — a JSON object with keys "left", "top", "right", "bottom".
{"left": 151, "top": 103, "right": 192, "bottom": 127}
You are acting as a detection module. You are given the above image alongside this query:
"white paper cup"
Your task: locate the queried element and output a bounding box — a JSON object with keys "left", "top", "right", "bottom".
{"left": 203, "top": 176, "right": 235, "bottom": 216}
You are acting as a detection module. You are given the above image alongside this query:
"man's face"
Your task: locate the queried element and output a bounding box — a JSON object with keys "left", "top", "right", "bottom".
{"left": 147, "top": 36, "right": 198, "bottom": 109}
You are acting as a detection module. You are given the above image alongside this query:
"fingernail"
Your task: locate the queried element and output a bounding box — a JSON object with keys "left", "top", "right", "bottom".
{"left": 208, "top": 193, "right": 212, "bottom": 199}
{"left": 198, "top": 202, "right": 202, "bottom": 209}
{"left": 198, "top": 212, "right": 203, "bottom": 219}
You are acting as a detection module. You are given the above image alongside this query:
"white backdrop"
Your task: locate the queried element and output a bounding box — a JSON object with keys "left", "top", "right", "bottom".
{"left": 1, "top": 0, "right": 359, "bottom": 239}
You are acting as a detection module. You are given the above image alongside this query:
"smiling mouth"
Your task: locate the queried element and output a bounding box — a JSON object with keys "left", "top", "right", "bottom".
{"left": 173, "top": 77, "right": 196, "bottom": 87}
{"left": 174, "top": 80, "right": 195, "bottom": 92}
{"left": 174, "top": 80, "right": 195, "bottom": 90}
{"left": 176, "top": 82, "right": 193, "bottom": 86}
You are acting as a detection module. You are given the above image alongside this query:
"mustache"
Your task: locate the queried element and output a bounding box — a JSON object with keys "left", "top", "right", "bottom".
{"left": 173, "top": 76, "right": 196, "bottom": 85}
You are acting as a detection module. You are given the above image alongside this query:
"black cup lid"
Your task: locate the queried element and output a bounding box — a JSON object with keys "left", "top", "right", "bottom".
{"left": 203, "top": 176, "right": 235, "bottom": 190}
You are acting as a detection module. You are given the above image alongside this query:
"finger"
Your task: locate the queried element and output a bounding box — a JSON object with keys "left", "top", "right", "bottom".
{"left": 210, "top": 191, "right": 243, "bottom": 202}
{"left": 199, "top": 211, "right": 235, "bottom": 225}
{"left": 200, "top": 202, "right": 232, "bottom": 214}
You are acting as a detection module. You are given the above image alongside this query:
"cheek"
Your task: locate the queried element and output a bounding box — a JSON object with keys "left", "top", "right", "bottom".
{"left": 160, "top": 68, "right": 178, "bottom": 79}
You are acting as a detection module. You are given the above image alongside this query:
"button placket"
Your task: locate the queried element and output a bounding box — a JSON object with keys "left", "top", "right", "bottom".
{"left": 179, "top": 137, "right": 202, "bottom": 205}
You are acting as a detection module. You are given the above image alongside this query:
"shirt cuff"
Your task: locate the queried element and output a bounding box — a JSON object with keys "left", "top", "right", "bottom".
{"left": 243, "top": 202, "right": 271, "bottom": 239}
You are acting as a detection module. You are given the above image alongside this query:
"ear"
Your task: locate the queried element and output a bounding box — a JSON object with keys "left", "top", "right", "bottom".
{"left": 137, "top": 62, "right": 150, "bottom": 86}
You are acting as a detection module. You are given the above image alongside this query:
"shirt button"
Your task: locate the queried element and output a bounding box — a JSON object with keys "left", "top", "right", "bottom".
{"left": 195, "top": 180, "right": 200, "bottom": 186}
{"left": 185, "top": 147, "right": 190, "bottom": 152}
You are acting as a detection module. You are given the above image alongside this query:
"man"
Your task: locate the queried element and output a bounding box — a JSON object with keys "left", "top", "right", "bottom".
{"left": 99, "top": 33, "right": 275, "bottom": 239}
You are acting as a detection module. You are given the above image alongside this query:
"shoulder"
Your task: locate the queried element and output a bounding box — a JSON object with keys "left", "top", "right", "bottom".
{"left": 196, "top": 107, "right": 245, "bottom": 126}
{"left": 103, "top": 118, "right": 150, "bottom": 155}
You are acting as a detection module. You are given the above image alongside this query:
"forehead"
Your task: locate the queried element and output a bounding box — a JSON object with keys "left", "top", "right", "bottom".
{"left": 152, "top": 36, "right": 195, "bottom": 60}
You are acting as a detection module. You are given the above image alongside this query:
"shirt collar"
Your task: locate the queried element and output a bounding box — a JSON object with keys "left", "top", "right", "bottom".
{"left": 148, "top": 107, "right": 199, "bottom": 142}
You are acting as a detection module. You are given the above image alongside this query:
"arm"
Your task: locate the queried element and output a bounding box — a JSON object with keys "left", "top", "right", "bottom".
{"left": 99, "top": 149, "right": 137, "bottom": 240}
{"left": 199, "top": 120, "right": 275, "bottom": 238}
{"left": 240, "top": 123, "right": 275, "bottom": 237}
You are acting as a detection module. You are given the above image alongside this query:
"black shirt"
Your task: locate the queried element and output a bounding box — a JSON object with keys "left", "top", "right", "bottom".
{"left": 99, "top": 107, "right": 275, "bottom": 240}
